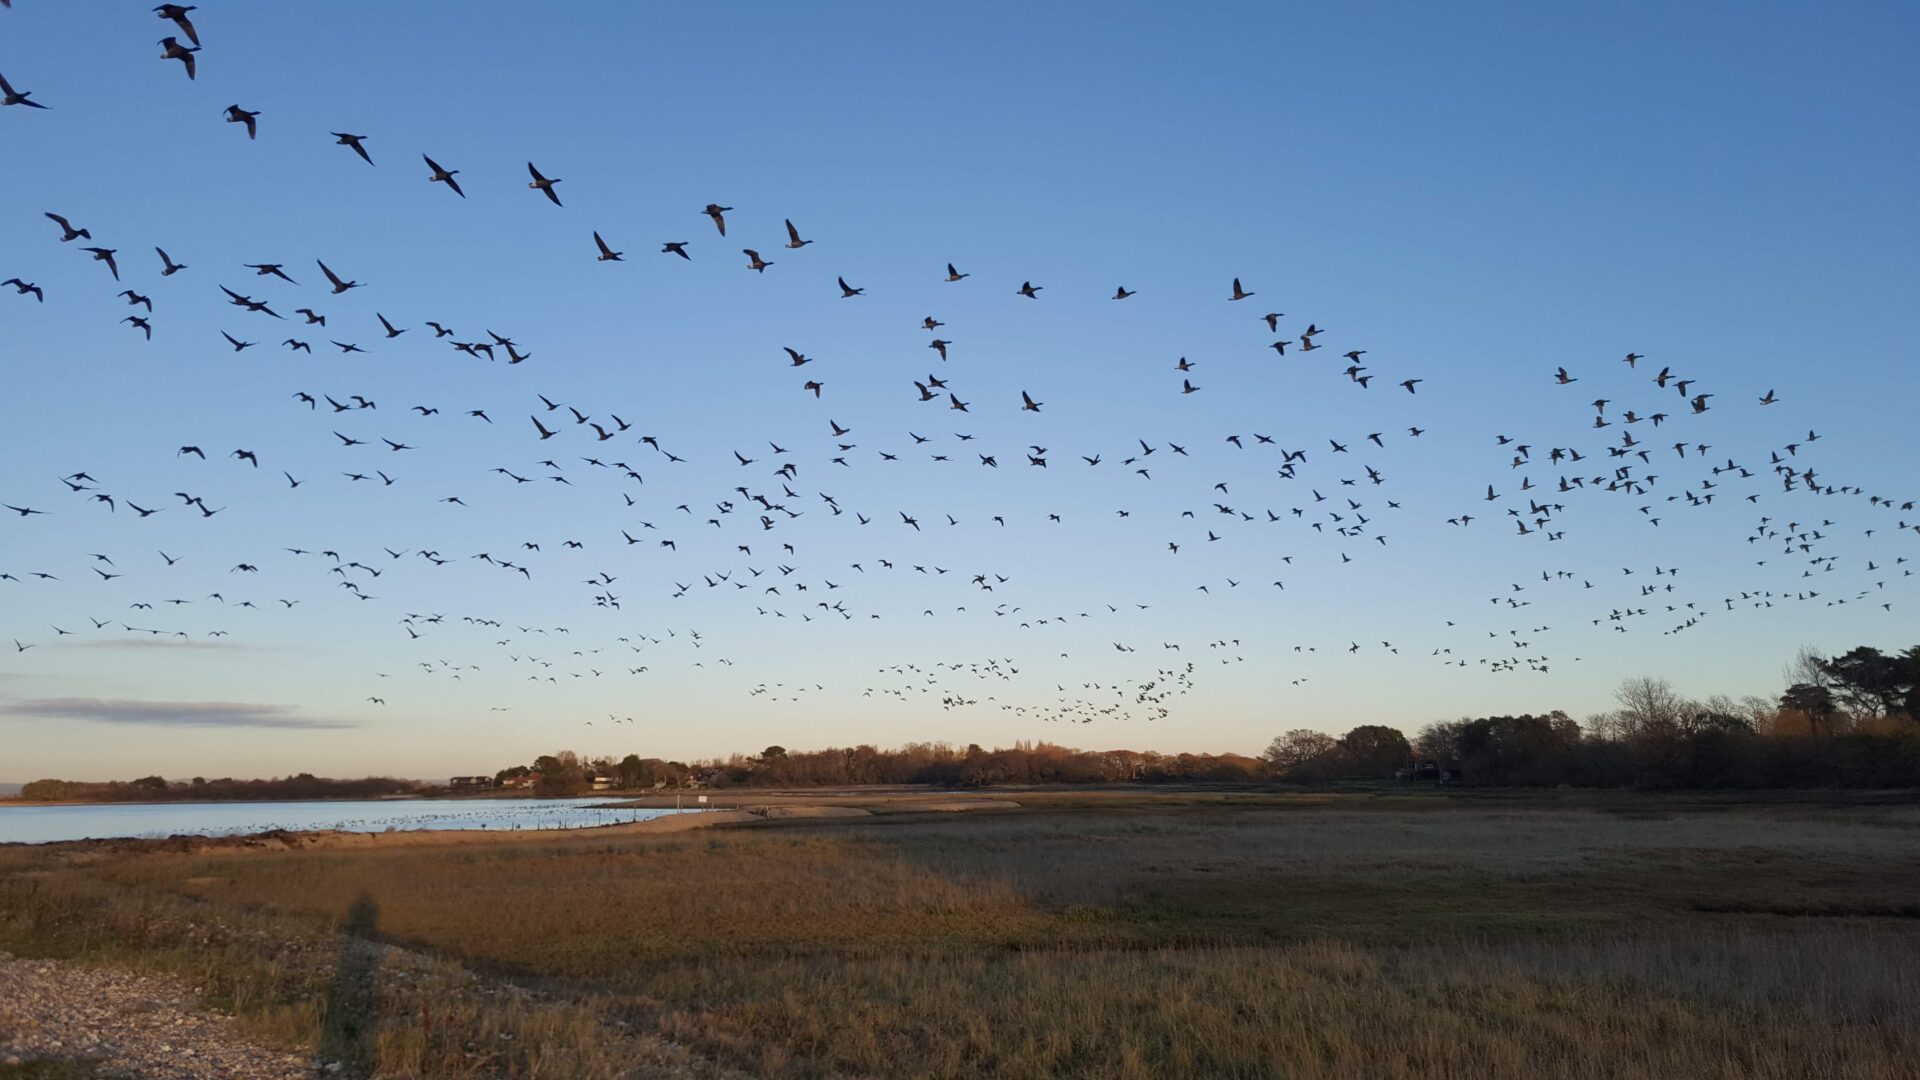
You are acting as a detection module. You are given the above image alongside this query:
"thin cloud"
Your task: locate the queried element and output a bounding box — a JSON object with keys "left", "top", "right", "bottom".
{"left": 0, "top": 698, "right": 359, "bottom": 730}
{"left": 64, "top": 638, "right": 257, "bottom": 652}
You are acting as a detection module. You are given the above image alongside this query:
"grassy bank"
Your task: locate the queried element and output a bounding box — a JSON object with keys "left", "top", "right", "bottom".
{"left": 4, "top": 790, "right": 1919, "bottom": 1077}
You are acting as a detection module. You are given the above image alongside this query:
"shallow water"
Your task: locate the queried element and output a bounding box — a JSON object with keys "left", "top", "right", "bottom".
{"left": 0, "top": 796, "right": 700, "bottom": 844}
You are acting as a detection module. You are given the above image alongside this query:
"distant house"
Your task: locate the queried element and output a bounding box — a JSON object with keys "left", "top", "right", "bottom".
{"left": 448, "top": 776, "right": 496, "bottom": 789}
{"left": 589, "top": 774, "right": 616, "bottom": 791}
{"left": 498, "top": 772, "right": 537, "bottom": 790}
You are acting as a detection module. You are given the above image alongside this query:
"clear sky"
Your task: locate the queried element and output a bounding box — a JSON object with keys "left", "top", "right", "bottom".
{"left": 1, "top": 1, "right": 1916, "bottom": 782}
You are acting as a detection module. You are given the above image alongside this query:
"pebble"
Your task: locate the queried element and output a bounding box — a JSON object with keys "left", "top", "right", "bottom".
{"left": 0, "top": 951, "right": 314, "bottom": 1078}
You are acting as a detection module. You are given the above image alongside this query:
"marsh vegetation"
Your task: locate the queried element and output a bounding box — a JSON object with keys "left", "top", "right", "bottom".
{"left": 4, "top": 790, "right": 1918, "bottom": 1078}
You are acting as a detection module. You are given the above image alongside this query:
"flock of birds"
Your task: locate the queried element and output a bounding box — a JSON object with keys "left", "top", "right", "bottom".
{"left": 2, "top": 5, "right": 1915, "bottom": 742}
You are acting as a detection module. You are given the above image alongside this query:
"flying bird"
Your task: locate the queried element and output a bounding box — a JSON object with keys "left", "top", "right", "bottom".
{"left": 2, "top": 278, "right": 43, "bottom": 302}
{"left": 332, "top": 132, "right": 373, "bottom": 165}
{"left": 154, "top": 5, "right": 200, "bottom": 46}
{"left": 704, "top": 204, "right": 732, "bottom": 235}
{"left": 159, "top": 36, "right": 199, "bottom": 80}
{"left": 224, "top": 105, "right": 260, "bottom": 140}
{"left": 423, "top": 155, "right": 464, "bottom": 197}
{"left": 526, "top": 162, "right": 563, "bottom": 206}
{"left": 317, "top": 260, "right": 363, "bottom": 294}
{"left": 82, "top": 247, "right": 120, "bottom": 281}
{"left": 593, "top": 232, "right": 623, "bottom": 261}
{"left": 44, "top": 213, "right": 88, "bottom": 241}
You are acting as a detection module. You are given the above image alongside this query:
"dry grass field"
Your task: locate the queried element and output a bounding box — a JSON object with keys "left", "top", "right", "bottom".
{"left": 4, "top": 788, "right": 1920, "bottom": 1078}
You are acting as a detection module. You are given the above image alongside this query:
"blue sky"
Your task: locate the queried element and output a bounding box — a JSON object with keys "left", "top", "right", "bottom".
{"left": 1, "top": 1, "right": 1916, "bottom": 782}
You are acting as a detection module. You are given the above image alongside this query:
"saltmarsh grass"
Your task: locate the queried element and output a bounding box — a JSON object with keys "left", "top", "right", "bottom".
{"left": 4, "top": 791, "right": 1919, "bottom": 1077}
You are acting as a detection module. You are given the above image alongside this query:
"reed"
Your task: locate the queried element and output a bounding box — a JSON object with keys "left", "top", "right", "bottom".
{"left": 4, "top": 791, "right": 1918, "bottom": 1077}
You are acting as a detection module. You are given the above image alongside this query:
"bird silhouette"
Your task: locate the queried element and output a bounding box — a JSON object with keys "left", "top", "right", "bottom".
{"left": 526, "top": 162, "right": 563, "bottom": 206}
{"left": 317, "top": 260, "right": 363, "bottom": 294}
{"left": 423, "top": 155, "right": 465, "bottom": 197}
{"left": 158, "top": 37, "right": 199, "bottom": 80}
{"left": 331, "top": 132, "right": 373, "bottom": 164}
{"left": 154, "top": 5, "right": 200, "bottom": 46}
{"left": 82, "top": 247, "right": 120, "bottom": 281}
{"left": 44, "top": 213, "right": 88, "bottom": 241}
{"left": 224, "top": 105, "right": 260, "bottom": 140}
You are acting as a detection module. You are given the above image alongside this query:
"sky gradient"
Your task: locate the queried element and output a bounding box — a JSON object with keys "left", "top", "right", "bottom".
{"left": 1, "top": 1, "right": 1916, "bottom": 781}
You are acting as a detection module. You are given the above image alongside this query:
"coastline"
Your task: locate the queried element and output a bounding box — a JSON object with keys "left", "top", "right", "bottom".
{"left": 4, "top": 793, "right": 1024, "bottom": 853}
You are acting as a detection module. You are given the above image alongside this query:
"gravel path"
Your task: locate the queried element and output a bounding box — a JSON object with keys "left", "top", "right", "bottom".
{"left": 0, "top": 952, "right": 314, "bottom": 1078}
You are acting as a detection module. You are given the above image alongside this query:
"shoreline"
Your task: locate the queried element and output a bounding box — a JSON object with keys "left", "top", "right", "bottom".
{"left": 0, "top": 792, "right": 561, "bottom": 809}
{"left": 3, "top": 794, "right": 1024, "bottom": 853}
{"left": 182, "top": 805, "right": 872, "bottom": 852}
{"left": 0, "top": 782, "right": 982, "bottom": 809}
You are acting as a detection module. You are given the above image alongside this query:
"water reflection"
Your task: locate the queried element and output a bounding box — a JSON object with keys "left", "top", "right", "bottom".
{"left": 0, "top": 796, "right": 698, "bottom": 844}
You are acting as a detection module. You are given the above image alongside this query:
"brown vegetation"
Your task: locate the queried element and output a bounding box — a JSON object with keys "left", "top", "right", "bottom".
{"left": 4, "top": 790, "right": 1920, "bottom": 1077}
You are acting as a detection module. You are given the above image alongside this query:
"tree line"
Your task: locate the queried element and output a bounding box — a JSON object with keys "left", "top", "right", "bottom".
{"left": 501, "top": 743, "right": 1272, "bottom": 796}
{"left": 12, "top": 773, "right": 423, "bottom": 803}
{"left": 514, "top": 643, "right": 1920, "bottom": 793}
{"left": 1267, "top": 643, "right": 1920, "bottom": 788}
{"left": 16, "top": 643, "right": 1916, "bottom": 799}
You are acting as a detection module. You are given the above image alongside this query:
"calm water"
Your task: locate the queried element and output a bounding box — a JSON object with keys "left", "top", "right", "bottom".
{"left": 0, "top": 797, "right": 700, "bottom": 845}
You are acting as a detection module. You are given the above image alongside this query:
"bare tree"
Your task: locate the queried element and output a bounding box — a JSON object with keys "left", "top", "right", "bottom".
{"left": 1784, "top": 646, "right": 1829, "bottom": 691}
{"left": 1585, "top": 710, "right": 1632, "bottom": 742}
{"left": 1412, "top": 721, "right": 1460, "bottom": 760}
{"left": 1738, "top": 695, "right": 1778, "bottom": 728}
{"left": 1613, "top": 676, "right": 1685, "bottom": 734}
